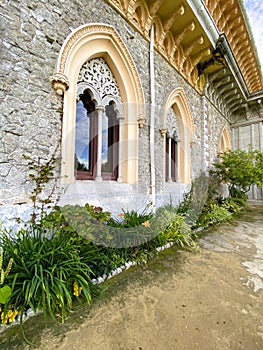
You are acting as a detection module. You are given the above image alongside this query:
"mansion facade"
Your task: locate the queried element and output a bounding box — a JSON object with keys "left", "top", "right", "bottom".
{"left": 0, "top": 0, "right": 262, "bottom": 228}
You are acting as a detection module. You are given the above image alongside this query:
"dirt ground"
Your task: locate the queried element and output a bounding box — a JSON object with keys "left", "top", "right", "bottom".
{"left": 1, "top": 201, "right": 263, "bottom": 350}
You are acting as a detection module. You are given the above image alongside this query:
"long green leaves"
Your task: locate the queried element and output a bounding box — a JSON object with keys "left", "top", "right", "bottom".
{"left": 1, "top": 228, "right": 101, "bottom": 323}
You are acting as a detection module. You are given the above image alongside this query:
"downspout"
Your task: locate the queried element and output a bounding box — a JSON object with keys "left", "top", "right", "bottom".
{"left": 150, "top": 24, "right": 156, "bottom": 211}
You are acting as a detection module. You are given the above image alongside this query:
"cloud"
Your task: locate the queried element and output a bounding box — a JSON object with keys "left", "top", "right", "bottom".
{"left": 244, "top": 0, "right": 263, "bottom": 68}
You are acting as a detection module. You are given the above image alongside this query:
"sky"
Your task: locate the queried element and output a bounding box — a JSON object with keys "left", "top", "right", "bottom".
{"left": 243, "top": 0, "right": 263, "bottom": 69}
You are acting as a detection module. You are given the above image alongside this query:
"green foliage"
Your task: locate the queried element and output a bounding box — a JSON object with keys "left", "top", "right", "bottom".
{"left": 0, "top": 247, "right": 13, "bottom": 305}
{"left": 108, "top": 204, "right": 153, "bottom": 228}
{"left": 176, "top": 172, "right": 222, "bottom": 228}
{"left": 23, "top": 146, "right": 60, "bottom": 223}
{"left": 211, "top": 149, "right": 263, "bottom": 197}
{"left": 156, "top": 206, "right": 196, "bottom": 248}
{"left": 0, "top": 168, "right": 248, "bottom": 327}
{"left": 0, "top": 286, "right": 12, "bottom": 305}
{"left": 194, "top": 199, "right": 232, "bottom": 228}
{"left": 1, "top": 228, "right": 101, "bottom": 323}
{"left": 220, "top": 196, "right": 247, "bottom": 214}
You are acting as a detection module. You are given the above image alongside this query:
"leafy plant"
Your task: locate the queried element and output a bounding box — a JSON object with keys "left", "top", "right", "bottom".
{"left": 1, "top": 228, "right": 100, "bottom": 323}
{"left": 194, "top": 200, "right": 232, "bottom": 228}
{"left": 0, "top": 247, "right": 13, "bottom": 305}
{"left": 0, "top": 247, "right": 18, "bottom": 325}
{"left": 108, "top": 204, "right": 153, "bottom": 228}
{"left": 211, "top": 149, "right": 263, "bottom": 197}
{"left": 221, "top": 197, "right": 247, "bottom": 214}
{"left": 23, "top": 145, "right": 60, "bottom": 223}
{"left": 156, "top": 206, "right": 196, "bottom": 248}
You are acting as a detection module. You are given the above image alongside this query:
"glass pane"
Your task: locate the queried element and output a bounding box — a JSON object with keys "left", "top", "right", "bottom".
{"left": 75, "top": 100, "right": 90, "bottom": 171}
{"left": 101, "top": 104, "right": 118, "bottom": 176}
{"left": 171, "top": 139, "right": 176, "bottom": 181}
{"left": 102, "top": 113, "right": 108, "bottom": 165}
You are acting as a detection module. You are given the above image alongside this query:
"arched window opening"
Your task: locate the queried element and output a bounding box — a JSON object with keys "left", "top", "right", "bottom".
{"left": 75, "top": 58, "right": 122, "bottom": 181}
{"left": 218, "top": 125, "right": 231, "bottom": 155}
{"left": 165, "top": 133, "right": 180, "bottom": 183}
{"left": 162, "top": 88, "right": 194, "bottom": 185}
{"left": 164, "top": 108, "right": 180, "bottom": 183}
{"left": 101, "top": 101, "right": 119, "bottom": 179}
{"left": 52, "top": 23, "right": 145, "bottom": 185}
{"left": 75, "top": 90, "right": 96, "bottom": 179}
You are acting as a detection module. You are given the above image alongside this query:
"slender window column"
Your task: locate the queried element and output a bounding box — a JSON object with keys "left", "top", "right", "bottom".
{"left": 117, "top": 114, "right": 124, "bottom": 182}
{"left": 160, "top": 127, "right": 167, "bottom": 189}
{"left": 176, "top": 139, "right": 180, "bottom": 183}
{"left": 95, "top": 105, "right": 104, "bottom": 181}
{"left": 168, "top": 135, "right": 172, "bottom": 183}
{"left": 260, "top": 122, "right": 263, "bottom": 152}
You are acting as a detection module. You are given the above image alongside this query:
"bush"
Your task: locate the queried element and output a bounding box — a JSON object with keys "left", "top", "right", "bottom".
{"left": 155, "top": 205, "right": 196, "bottom": 248}
{"left": 194, "top": 200, "right": 232, "bottom": 228}
{"left": 211, "top": 149, "right": 263, "bottom": 197}
{"left": 1, "top": 228, "right": 101, "bottom": 323}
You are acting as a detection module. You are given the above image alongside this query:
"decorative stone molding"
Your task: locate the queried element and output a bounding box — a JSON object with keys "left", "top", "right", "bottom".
{"left": 137, "top": 115, "right": 147, "bottom": 128}
{"left": 204, "top": 0, "right": 263, "bottom": 92}
{"left": 50, "top": 73, "right": 69, "bottom": 95}
{"left": 78, "top": 58, "right": 122, "bottom": 104}
{"left": 159, "top": 126, "right": 168, "bottom": 137}
{"left": 54, "top": 23, "right": 144, "bottom": 115}
{"left": 56, "top": 23, "right": 144, "bottom": 185}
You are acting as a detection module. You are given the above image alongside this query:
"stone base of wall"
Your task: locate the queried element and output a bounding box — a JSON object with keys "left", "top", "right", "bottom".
{"left": 0, "top": 181, "right": 192, "bottom": 232}
{"left": 0, "top": 204, "right": 34, "bottom": 233}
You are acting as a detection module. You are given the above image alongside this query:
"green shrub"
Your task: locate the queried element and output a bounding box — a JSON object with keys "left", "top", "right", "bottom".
{"left": 221, "top": 197, "right": 246, "bottom": 214}
{"left": 108, "top": 204, "right": 153, "bottom": 228}
{"left": 195, "top": 201, "right": 232, "bottom": 228}
{"left": 156, "top": 206, "right": 196, "bottom": 248}
{"left": 1, "top": 228, "right": 101, "bottom": 323}
{"left": 211, "top": 149, "right": 263, "bottom": 197}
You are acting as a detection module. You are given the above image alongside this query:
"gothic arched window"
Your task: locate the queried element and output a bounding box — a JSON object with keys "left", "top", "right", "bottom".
{"left": 75, "top": 58, "right": 122, "bottom": 181}
{"left": 165, "top": 108, "right": 180, "bottom": 183}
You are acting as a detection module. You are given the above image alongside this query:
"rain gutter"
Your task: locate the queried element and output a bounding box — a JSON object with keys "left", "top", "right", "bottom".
{"left": 188, "top": 0, "right": 263, "bottom": 101}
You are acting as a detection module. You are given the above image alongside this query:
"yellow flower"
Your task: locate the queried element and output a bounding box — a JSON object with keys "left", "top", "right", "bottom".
{"left": 1, "top": 311, "right": 8, "bottom": 324}
{"left": 141, "top": 220, "right": 151, "bottom": 228}
{"left": 73, "top": 281, "right": 82, "bottom": 297}
{"left": 1, "top": 309, "right": 18, "bottom": 324}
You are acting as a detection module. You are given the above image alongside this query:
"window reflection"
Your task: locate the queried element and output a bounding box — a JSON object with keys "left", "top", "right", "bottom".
{"left": 75, "top": 99, "right": 90, "bottom": 170}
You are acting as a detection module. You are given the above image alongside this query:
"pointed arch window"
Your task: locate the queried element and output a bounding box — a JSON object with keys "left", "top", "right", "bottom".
{"left": 165, "top": 133, "right": 180, "bottom": 183}
{"left": 164, "top": 108, "right": 180, "bottom": 183}
{"left": 74, "top": 58, "right": 122, "bottom": 181}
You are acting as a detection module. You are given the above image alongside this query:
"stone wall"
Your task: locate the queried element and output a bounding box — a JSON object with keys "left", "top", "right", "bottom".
{"left": 0, "top": 0, "right": 231, "bottom": 228}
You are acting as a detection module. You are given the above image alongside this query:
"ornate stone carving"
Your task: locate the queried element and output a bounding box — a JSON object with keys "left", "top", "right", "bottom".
{"left": 137, "top": 115, "right": 147, "bottom": 128}
{"left": 78, "top": 58, "right": 121, "bottom": 102}
{"left": 165, "top": 108, "right": 180, "bottom": 139}
{"left": 55, "top": 23, "right": 144, "bottom": 114}
{"left": 159, "top": 126, "right": 168, "bottom": 137}
{"left": 50, "top": 73, "right": 69, "bottom": 95}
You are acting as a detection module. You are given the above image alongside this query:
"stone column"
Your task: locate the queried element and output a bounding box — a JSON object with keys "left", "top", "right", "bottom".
{"left": 176, "top": 139, "right": 181, "bottom": 183}
{"left": 168, "top": 135, "right": 172, "bottom": 183}
{"left": 117, "top": 114, "right": 124, "bottom": 182}
{"left": 95, "top": 105, "right": 104, "bottom": 181}
{"left": 160, "top": 127, "right": 167, "bottom": 189}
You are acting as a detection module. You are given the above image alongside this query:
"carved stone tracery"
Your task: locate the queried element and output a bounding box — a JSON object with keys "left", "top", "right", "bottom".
{"left": 78, "top": 58, "right": 122, "bottom": 103}
{"left": 165, "top": 108, "right": 180, "bottom": 140}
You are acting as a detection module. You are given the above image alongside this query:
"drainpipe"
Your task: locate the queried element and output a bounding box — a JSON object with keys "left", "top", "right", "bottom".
{"left": 150, "top": 24, "right": 156, "bottom": 211}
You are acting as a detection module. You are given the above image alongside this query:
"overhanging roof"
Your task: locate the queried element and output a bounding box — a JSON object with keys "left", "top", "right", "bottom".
{"left": 106, "top": 0, "right": 263, "bottom": 114}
